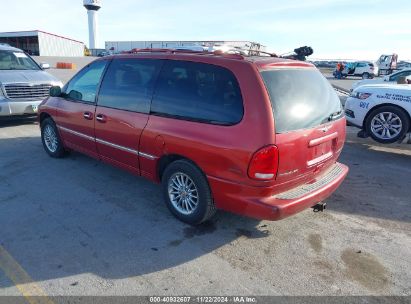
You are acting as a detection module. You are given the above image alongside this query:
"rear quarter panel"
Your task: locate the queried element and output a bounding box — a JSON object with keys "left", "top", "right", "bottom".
{"left": 139, "top": 57, "right": 275, "bottom": 186}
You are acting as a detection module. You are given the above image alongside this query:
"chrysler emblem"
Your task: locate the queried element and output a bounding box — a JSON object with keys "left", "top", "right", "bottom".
{"left": 319, "top": 126, "right": 331, "bottom": 132}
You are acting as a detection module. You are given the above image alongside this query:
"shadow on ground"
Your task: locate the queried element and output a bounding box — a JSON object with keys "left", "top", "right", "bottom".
{"left": 0, "top": 116, "right": 37, "bottom": 128}
{"left": 0, "top": 136, "right": 266, "bottom": 287}
{"left": 0, "top": 134, "right": 410, "bottom": 289}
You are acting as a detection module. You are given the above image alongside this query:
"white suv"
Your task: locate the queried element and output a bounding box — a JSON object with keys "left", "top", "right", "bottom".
{"left": 345, "top": 83, "right": 411, "bottom": 143}
{"left": 351, "top": 68, "right": 411, "bottom": 91}
{"left": 0, "top": 44, "right": 62, "bottom": 116}
{"left": 334, "top": 61, "right": 377, "bottom": 79}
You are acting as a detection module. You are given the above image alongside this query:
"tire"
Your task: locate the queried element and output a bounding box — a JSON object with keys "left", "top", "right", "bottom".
{"left": 162, "top": 160, "right": 216, "bottom": 225}
{"left": 365, "top": 106, "right": 410, "bottom": 144}
{"left": 362, "top": 72, "right": 370, "bottom": 79}
{"left": 41, "top": 118, "right": 66, "bottom": 158}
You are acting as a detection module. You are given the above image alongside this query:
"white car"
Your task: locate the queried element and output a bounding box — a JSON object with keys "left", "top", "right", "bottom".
{"left": 334, "top": 61, "right": 378, "bottom": 79}
{"left": 351, "top": 68, "right": 411, "bottom": 91}
{"left": 345, "top": 83, "right": 411, "bottom": 143}
{"left": 0, "top": 44, "right": 62, "bottom": 116}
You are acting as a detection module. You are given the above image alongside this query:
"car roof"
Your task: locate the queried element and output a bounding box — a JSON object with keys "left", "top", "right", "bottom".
{"left": 394, "top": 68, "right": 411, "bottom": 73}
{"left": 0, "top": 44, "right": 23, "bottom": 52}
{"left": 103, "top": 50, "right": 315, "bottom": 70}
{"left": 357, "top": 83, "right": 411, "bottom": 91}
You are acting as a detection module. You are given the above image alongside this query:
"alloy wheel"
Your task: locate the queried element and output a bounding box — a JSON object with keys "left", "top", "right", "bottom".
{"left": 168, "top": 172, "right": 199, "bottom": 215}
{"left": 370, "top": 112, "right": 403, "bottom": 140}
{"left": 43, "top": 124, "right": 58, "bottom": 153}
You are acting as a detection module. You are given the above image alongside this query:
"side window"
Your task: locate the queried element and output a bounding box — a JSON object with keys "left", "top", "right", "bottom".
{"left": 357, "top": 62, "right": 366, "bottom": 67}
{"left": 389, "top": 71, "right": 405, "bottom": 82}
{"left": 98, "top": 58, "right": 163, "bottom": 113}
{"left": 64, "top": 60, "right": 108, "bottom": 103}
{"left": 151, "top": 60, "right": 243, "bottom": 125}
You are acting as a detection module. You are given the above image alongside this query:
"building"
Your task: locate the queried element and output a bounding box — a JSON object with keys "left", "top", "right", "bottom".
{"left": 0, "top": 30, "right": 84, "bottom": 57}
{"left": 105, "top": 40, "right": 266, "bottom": 54}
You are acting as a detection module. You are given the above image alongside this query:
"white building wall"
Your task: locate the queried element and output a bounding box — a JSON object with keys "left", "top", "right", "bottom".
{"left": 105, "top": 41, "right": 266, "bottom": 53}
{"left": 38, "top": 32, "right": 84, "bottom": 57}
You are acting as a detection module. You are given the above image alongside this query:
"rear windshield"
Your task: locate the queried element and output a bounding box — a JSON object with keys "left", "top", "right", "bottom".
{"left": 261, "top": 68, "right": 342, "bottom": 133}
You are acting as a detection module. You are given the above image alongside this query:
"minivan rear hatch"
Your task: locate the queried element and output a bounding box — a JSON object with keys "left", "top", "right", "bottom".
{"left": 260, "top": 66, "right": 345, "bottom": 186}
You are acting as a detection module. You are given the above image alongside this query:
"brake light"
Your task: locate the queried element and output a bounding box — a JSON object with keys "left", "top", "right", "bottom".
{"left": 248, "top": 145, "right": 279, "bottom": 180}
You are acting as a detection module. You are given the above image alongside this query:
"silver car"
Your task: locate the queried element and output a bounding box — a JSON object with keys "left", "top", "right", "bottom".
{"left": 0, "top": 44, "right": 62, "bottom": 116}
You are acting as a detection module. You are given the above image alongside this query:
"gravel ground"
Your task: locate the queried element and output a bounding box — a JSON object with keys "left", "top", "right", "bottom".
{"left": 0, "top": 118, "right": 410, "bottom": 298}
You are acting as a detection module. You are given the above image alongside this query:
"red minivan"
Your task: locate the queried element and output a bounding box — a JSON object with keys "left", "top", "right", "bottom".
{"left": 39, "top": 50, "right": 348, "bottom": 224}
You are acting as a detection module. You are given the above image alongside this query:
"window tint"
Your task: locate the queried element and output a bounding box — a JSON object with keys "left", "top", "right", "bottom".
{"left": 151, "top": 60, "right": 243, "bottom": 125}
{"left": 261, "top": 69, "right": 342, "bottom": 133}
{"left": 389, "top": 71, "right": 411, "bottom": 82}
{"left": 0, "top": 51, "right": 39, "bottom": 70}
{"left": 357, "top": 62, "right": 366, "bottom": 67}
{"left": 64, "top": 60, "right": 107, "bottom": 103}
{"left": 98, "top": 58, "right": 163, "bottom": 113}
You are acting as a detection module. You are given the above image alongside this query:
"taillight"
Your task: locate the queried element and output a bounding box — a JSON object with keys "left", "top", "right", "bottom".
{"left": 248, "top": 145, "right": 279, "bottom": 180}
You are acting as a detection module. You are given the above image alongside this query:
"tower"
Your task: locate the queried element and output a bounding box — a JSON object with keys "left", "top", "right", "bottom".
{"left": 83, "top": 0, "right": 102, "bottom": 49}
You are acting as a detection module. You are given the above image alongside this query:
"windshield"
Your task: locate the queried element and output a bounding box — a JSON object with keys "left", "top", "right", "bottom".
{"left": 261, "top": 68, "right": 342, "bottom": 133}
{"left": 0, "top": 50, "right": 40, "bottom": 70}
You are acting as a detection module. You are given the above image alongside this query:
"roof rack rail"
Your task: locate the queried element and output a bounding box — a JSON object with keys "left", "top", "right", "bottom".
{"left": 124, "top": 48, "right": 208, "bottom": 55}
{"left": 123, "top": 48, "right": 246, "bottom": 60}
{"left": 210, "top": 47, "right": 278, "bottom": 58}
{"left": 122, "top": 46, "right": 281, "bottom": 60}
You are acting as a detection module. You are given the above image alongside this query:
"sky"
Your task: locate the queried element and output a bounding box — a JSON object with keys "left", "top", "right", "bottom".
{"left": 1, "top": 0, "right": 410, "bottom": 60}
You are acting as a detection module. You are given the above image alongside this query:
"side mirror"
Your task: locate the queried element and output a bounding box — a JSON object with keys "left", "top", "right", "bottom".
{"left": 40, "top": 62, "right": 50, "bottom": 69}
{"left": 68, "top": 90, "right": 83, "bottom": 100}
{"left": 49, "top": 86, "right": 62, "bottom": 97}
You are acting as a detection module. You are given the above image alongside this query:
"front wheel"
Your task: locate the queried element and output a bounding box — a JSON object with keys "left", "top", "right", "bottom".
{"left": 162, "top": 160, "right": 216, "bottom": 225}
{"left": 365, "top": 106, "right": 410, "bottom": 144}
{"left": 41, "top": 118, "right": 66, "bottom": 158}
{"left": 362, "top": 72, "right": 370, "bottom": 79}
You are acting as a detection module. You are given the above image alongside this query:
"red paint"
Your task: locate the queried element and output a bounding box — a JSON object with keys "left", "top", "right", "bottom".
{"left": 39, "top": 53, "right": 348, "bottom": 221}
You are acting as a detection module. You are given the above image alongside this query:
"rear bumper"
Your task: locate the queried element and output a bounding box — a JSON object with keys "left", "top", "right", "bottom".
{"left": 0, "top": 99, "right": 42, "bottom": 116}
{"left": 208, "top": 162, "right": 349, "bottom": 221}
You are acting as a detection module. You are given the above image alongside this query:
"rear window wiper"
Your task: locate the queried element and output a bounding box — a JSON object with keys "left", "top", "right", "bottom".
{"left": 328, "top": 110, "right": 343, "bottom": 121}
{"left": 321, "top": 110, "right": 342, "bottom": 124}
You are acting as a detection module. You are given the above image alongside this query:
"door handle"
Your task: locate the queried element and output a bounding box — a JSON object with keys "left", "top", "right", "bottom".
{"left": 83, "top": 112, "right": 93, "bottom": 120}
{"left": 96, "top": 114, "right": 107, "bottom": 123}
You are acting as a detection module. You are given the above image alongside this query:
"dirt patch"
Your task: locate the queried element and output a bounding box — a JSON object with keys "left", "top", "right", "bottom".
{"left": 308, "top": 234, "right": 323, "bottom": 253}
{"left": 341, "top": 249, "right": 390, "bottom": 291}
{"left": 313, "top": 260, "right": 337, "bottom": 283}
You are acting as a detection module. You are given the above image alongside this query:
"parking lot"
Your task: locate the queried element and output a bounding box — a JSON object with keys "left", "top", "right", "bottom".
{"left": 0, "top": 62, "right": 410, "bottom": 300}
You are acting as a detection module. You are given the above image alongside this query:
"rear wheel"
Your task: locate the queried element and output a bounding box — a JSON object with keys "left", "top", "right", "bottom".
{"left": 365, "top": 106, "right": 410, "bottom": 144}
{"left": 41, "top": 118, "right": 66, "bottom": 158}
{"left": 162, "top": 160, "right": 216, "bottom": 225}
